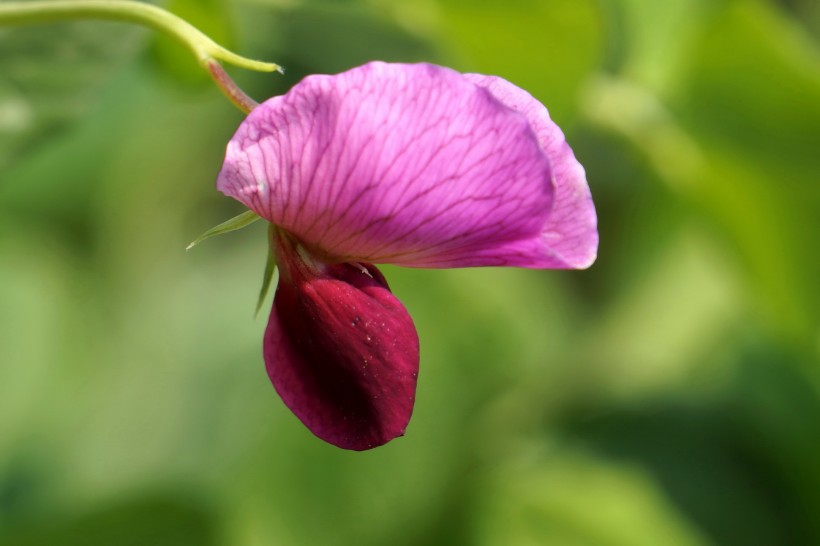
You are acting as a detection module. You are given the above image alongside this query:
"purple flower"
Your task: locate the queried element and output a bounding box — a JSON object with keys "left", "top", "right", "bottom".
{"left": 217, "top": 62, "right": 597, "bottom": 450}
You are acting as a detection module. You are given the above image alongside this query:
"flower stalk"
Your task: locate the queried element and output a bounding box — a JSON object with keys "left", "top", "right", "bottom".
{"left": 0, "top": 0, "right": 281, "bottom": 113}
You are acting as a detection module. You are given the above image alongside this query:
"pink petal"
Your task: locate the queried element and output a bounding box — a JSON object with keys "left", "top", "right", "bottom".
{"left": 464, "top": 74, "right": 598, "bottom": 268}
{"left": 218, "top": 62, "right": 598, "bottom": 269}
{"left": 266, "top": 230, "right": 419, "bottom": 451}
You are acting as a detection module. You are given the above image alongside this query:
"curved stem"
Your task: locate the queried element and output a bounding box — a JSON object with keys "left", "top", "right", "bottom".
{"left": 0, "top": 0, "right": 282, "bottom": 112}
{"left": 205, "top": 59, "right": 259, "bottom": 114}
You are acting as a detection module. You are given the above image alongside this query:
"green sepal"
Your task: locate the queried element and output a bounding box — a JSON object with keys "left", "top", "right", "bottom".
{"left": 186, "top": 209, "right": 260, "bottom": 250}
{"left": 255, "top": 224, "right": 278, "bottom": 317}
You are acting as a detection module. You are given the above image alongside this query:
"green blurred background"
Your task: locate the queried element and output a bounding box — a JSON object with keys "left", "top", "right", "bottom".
{"left": 1, "top": 0, "right": 819, "bottom": 544}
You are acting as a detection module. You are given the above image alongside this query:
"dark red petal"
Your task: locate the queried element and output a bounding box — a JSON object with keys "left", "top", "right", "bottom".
{"left": 264, "top": 234, "right": 419, "bottom": 450}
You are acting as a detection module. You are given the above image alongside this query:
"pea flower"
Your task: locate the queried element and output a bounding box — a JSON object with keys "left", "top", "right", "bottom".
{"left": 216, "top": 62, "right": 597, "bottom": 450}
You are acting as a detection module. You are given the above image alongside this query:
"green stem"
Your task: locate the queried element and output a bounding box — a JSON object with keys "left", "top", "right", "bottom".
{"left": 0, "top": 0, "right": 282, "bottom": 112}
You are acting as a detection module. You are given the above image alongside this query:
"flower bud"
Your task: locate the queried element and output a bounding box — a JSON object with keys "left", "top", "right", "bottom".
{"left": 265, "top": 231, "right": 419, "bottom": 450}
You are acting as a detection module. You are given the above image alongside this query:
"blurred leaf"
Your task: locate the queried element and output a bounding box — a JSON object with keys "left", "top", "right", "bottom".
{"left": 0, "top": 20, "right": 144, "bottom": 172}
{"left": 606, "top": 0, "right": 714, "bottom": 93}
{"left": 724, "top": 344, "right": 820, "bottom": 540}
{"left": 583, "top": 0, "right": 820, "bottom": 345}
{"left": 246, "top": 1, "right": 438, "bottom": 79}
{"left": 678, "top": 0, "right": 820, "bottom": 183}
{"left": 0, "top": 222, "right": 91, "bottom": 458}
{"left": 436, "top": 0, "right": 603, "bottom": 122}
{"left": 560, "top": 344, "right": 820, "bottom": 545}
{"left": 674, "top": 0, "right": 820, "bottom": 344}
{"left": 0, "top": 492, "right": 218, "bottom": 546}
{"left": 771, "top": 0, "right": 820, "bottom": 44}
{"left": 472, "top": 450, "right": 710, "bottom": 546}
{"left": 580, "top": 226, "right": 740, "bottom": 399}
